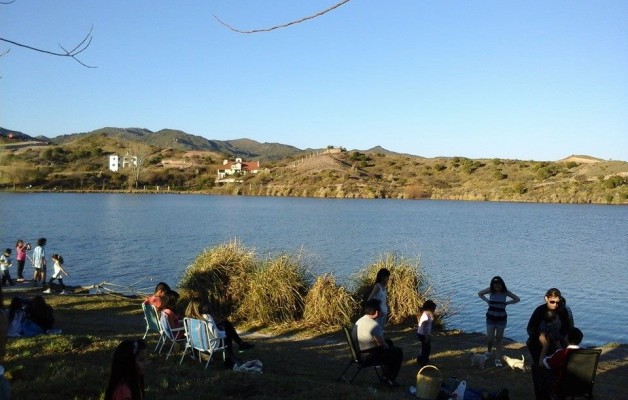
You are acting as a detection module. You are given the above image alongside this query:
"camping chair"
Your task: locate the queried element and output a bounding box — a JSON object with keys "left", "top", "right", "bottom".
{"left": 158, "top": 311, "right": 186, "bottom": 359}
{"left": 337, "top": 325, "right": 383, "bottom": 384}
{"left": 180, "top": 317, "right": 227, "bottom": 370}
{"left": 555, "top": 348, "right": 602, "bottom": 399}
{"left": 141, "top": 303, "right": 163, "bottom": 352}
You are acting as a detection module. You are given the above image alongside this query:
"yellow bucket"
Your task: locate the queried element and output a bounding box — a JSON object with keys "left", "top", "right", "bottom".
{"left": 416, "top": 365, "right": 442, "bottom": 400}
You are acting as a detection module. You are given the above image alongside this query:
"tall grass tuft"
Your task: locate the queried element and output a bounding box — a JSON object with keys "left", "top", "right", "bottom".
{"left": 352, "top": 253, "right": 434, "bottom": 325}
{"left": 236, "top": 253, "right": 310, "bottom": 325}
{"left": 177, "top": 239, "right": 255, "bottom": 319}
{"left": 303, "top": 274, "right": 358, "bottom": 329}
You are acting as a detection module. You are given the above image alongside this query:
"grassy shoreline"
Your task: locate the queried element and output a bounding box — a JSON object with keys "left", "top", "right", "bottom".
{"left": 3, "top": 292, "right": 627, "bottom": 400}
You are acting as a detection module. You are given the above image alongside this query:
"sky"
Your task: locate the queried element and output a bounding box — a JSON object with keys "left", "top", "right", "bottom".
{"left": 1, "top": 1, "right": 627, "bottom": 161}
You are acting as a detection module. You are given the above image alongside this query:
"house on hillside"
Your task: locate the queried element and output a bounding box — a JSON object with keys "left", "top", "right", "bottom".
{"left": 109, "top": 154, "right": 138, "bottom": 172}
{"left": 217, "top": 158, "right": 260, "bottom": 180}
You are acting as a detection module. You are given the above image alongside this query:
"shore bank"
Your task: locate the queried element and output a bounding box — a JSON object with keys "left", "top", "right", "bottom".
{"left": 3, "top": 291, "right": 627, "bottom": 399}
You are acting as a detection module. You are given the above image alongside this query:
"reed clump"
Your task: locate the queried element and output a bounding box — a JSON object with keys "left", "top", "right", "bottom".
{"left": 303, "top": 274, "right": 358, "bottom": 329}
{"left": 235, "top": 253, "right": 310, "bottom": 325}
{"left": 177, "top": 239, "right": 255, "bottom": 319}
{"left": 178, "top": 242, "right": 448, "bottom": 330}
{"left": 353, "top": 253, "right": 436, "bottom": 325}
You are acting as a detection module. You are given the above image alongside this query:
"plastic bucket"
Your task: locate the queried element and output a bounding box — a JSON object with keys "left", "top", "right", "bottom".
{"left": 416, "top": 365, "right": 442, "bottom": 400}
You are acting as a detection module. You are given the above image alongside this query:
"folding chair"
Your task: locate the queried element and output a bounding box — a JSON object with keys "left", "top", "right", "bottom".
{"left": 337, "top": 325, "right": 383, "bottom": 384}
{"left": 141, "top": 303, "right": 163, "bottom": 352}
{"left": 180, "top": 318, "right": 227, "bottom": 370}
{"left": 556, "top": 348, "right": 602, "bottom": 399}
{"left": 158, "top": 311, "right": 186, "bottom": 359}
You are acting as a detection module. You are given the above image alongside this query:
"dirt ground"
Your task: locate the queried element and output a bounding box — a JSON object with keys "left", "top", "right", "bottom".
{"left": 8, "top": 290, "right": 627, "bottom": 399}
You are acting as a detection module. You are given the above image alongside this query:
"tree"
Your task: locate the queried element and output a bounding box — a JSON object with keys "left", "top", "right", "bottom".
{"left": 214, "top": 0, "right": 352, "bottom": 34}
{"left": 126, "top": 144, "right": 153, "bottom": 190}
{"left": 0, "top": 1, "right": 95, "bottom": 67}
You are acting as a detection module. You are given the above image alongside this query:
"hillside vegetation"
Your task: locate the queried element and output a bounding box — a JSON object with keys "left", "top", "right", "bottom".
{"left": 1, "top": 128, "right": 627, "bottom": 204}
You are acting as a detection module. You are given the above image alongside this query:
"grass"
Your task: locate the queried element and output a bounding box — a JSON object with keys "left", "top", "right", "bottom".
{"left": 3, "top": 292, "right": 627, "bottom": 400}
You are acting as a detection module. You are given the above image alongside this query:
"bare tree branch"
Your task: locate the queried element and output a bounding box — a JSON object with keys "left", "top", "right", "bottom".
{"left": 0, "top": 25, "right": 96, "bottom": 68}
{"left": 214, "top": 0, "right": 353, "bottom": 34}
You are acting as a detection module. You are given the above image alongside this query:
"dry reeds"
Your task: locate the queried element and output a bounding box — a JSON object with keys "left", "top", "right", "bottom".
{"left": 177, "top": 239, "right": 255, "bottom": 319}
{"left": 303, "top": 274, "right": 358, "bottom": 329}
{"left": 352, "top": 253, "right": 436, "bottom": 325}
{"left": 235, "top": 253, "right": 310, "bottom": 325}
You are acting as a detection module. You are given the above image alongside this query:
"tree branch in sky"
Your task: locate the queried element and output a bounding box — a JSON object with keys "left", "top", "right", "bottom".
{"left": 214, "top": 0, "right": 353, "bottom": 34}
{"left": 0, "top": 25, "right": 96, "bottom": 68}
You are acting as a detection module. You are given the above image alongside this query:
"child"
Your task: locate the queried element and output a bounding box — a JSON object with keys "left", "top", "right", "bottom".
{"left": 104, "top": 339, "right": 147, "bottom": 400}
{"left": 540, "top": 327, "right": 584, "bottom": 396}
{"left": 0, "top": 249, "right": 15, "bottom": 286}
{"left": 416, "top": 299, "right": 437, "bottom": 367}
{"left": 540, "top": 310, "right": 563, "bottom": 349}
{"left": 44, "top": 254, "right": 69, "bottom": 294}
{"left": 478, "top": 275, "right": 520, "bottom": 367}
{"left": 32, "top": 238, "right": 47, "bottom": 288}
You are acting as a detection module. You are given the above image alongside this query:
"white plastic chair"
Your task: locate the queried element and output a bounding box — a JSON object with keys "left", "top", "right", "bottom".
{"left": 180, "top": 317, "right": 227, "bottom": 370}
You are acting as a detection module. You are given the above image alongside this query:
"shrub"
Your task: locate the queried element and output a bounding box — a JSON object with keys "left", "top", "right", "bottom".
{"left": 236, "top": 253, "right": 311, "bottom": 325}
{"left": 303, "top": 274, "right": 357, "bottom": 329}
{"left": 178, "top": 239, "right": 255, "bottom": 320}
{"left": 352, "top": 253, "right": 433, "bottom": 325}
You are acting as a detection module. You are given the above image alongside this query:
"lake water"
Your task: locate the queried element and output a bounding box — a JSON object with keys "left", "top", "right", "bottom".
{"left": 0, "top": 193, "right": 626, "bottom": 346}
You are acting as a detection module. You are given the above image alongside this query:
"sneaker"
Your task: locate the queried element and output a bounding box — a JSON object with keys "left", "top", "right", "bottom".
{"left": 238, "top": 342, "right": 254, "bottom": 352}
{"left": 495, "top": 359, "right": 503, "bottom": 367}
{"left": 43, "top": 288, "right": 52, "bottom": 294}
{"left": 60, "top": 290, "right": 67, "bottom": 295}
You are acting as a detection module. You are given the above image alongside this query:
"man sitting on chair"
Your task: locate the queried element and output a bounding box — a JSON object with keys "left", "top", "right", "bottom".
{"left": 353, "top": 298, "right": 403, "bottom": 387}
{"left": 540, "top": 326, "right": 583, "bottom": 396}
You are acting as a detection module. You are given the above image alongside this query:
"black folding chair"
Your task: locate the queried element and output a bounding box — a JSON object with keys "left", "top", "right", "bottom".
{"left": 556, "top": 348, "right": 602, "bottom": 399}
{"left": 337, "top": 325, "right": 383, "bottom": 384}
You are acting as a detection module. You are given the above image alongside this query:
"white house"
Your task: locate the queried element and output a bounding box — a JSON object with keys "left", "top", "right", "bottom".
{"left": 217, "top": 158, "right": 260, "bottom": 179}
{"left": 109, "top": 154, "right": 138, "bottom": 172}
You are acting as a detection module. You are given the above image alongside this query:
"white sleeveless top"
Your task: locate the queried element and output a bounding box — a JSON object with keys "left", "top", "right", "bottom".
{"left": 371, "top": 283, "right": 388, "bottom": 314}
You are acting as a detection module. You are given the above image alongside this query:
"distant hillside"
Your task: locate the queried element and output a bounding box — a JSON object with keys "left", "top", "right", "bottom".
{"left": 46, "top": 127, "right": 302, "bottom": 162}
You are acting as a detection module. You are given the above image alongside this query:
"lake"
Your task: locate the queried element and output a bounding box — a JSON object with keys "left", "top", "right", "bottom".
{"left": 0, "top": 192, "right": 626, "bottom": 346}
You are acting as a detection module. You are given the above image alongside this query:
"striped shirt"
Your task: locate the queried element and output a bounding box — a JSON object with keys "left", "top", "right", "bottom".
{"left": 486, "top": 292, "right": 507, "bottom": 322}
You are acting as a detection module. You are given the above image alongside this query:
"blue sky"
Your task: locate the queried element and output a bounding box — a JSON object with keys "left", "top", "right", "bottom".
{"left": 2, "top": 1, "right": 627, "bottom": 161}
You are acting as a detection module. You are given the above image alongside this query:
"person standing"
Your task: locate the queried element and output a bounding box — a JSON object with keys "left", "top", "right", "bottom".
{"left": 15, "top": 240, "right": 30, "bottom": 282}
{"left": 526, "top": 288, "right": 570, "bottom": 400}
{"left": 478, "top": 276, "right": 520, "bottom": 367}
{"left": 367, "top": 268, "right": 390, "bottom": 329}
{"left": 0, "top": 250, "right": 14, "bottom": 287}
{"left": 32, "top": 238, "right": 47, "bottom": 288}
{"left": 416, "top": 299, "right": 436, "bottom": 367}
{"left": 353, "top": 298, "right": 403, "bottom": 387}
{"left": 44, "top": 254, "right": 69, "bottom": 294}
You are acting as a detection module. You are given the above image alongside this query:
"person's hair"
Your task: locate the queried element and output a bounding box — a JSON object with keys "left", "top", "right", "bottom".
{"left": 489, "top": 276, "right": 507, "bottom": 293}
{"left": 15, "top": 239, "right": 23, "bottom": 247}
{"left": 375, "top": 268, "right": 391, "bottom": 284}
{"left": 560, "top": 296, "right": 567, "bottom": 306}
{"left": 420, "top": 300, "right": 437, "bottom": 314}
{"left": 104, "top": 339, "right": 146, "bottom": 400}
{"left": 8, "top": 298, "right": 22, "bottom": 321}
{"left": 2, "top": 249, "right": 10, "bottom": 255}
{"left": 154, "top": 282, "right": 170, "bottom": 294}
{"left": 52, "top": 254, "right": 64, "bottom": 264}
{"left": 567, "top": 327, "right": 583, "bottom": 345}
{"left": 185, "top": 297, "right": 208, "bottom": 319}
{"left": 545, "top": 288, "right": 562, "bottom": 298}
{"left": 543, "top": 310, "right": 558, "bottom": 324}
{"left": 364, "top": 298, "right": 381, "bottom": 314}
{"left": 36, "top": 238, "right": 47, "bottom": 246}
{"left": 162, "top": 290, "right": 180, "bottom": 311}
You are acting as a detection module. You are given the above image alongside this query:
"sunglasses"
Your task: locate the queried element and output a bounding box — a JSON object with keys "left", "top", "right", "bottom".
{"left": 548, "top": 300, "right": 560, "bottom": 305}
